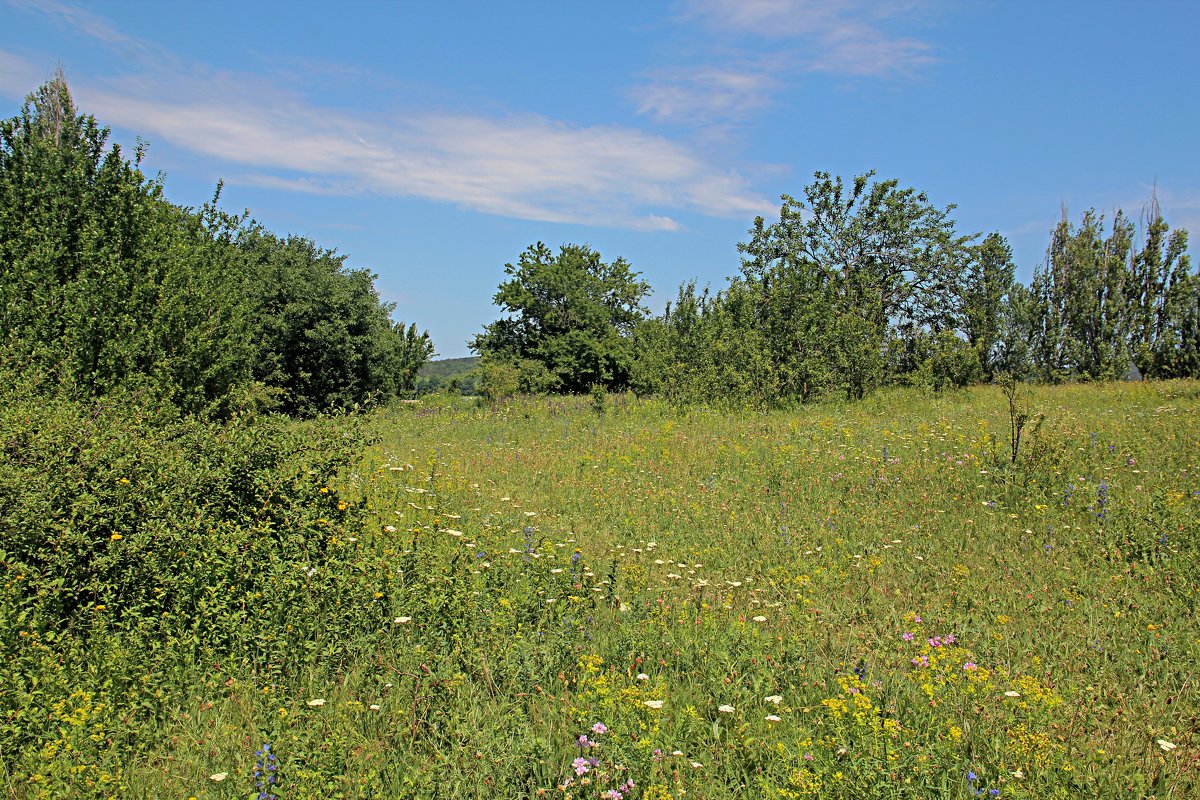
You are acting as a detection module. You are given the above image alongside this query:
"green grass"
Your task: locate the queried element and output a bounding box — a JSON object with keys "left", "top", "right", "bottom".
{"left": 4, "top": 382, "right": 1199, "bottom": 799}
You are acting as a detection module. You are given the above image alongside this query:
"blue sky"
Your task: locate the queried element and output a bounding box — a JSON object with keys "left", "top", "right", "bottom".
{"left": 2, "top": 0, "right": 1197, "bottom": 358}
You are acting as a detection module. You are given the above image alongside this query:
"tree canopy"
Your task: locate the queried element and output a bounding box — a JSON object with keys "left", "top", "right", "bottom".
{"left": 471, "top": 242, "right": 649, "bottom": 394}
{"left": 0, "top": 74, "right": 433, "bottom": 417}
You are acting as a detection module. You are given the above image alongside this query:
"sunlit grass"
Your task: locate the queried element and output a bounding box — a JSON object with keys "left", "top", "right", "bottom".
{"left": 7, "top": 381, "right": 1198, "bottom": 798}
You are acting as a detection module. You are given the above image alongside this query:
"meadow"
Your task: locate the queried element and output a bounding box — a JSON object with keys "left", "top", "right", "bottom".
{"left": 3, "top": 381, "right": 1198, "bottom": 799}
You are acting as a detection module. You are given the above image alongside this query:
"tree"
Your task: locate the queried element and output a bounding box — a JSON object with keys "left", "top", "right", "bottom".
{"left": 1029, "top": 209, "right": 1134, "bottom": 381}
{"left": 737, "top": 171, "right": 972, "bottom": 400}
{"left": 960, "top": 233, "right": 1016, "bottom": 381}
{"left": 471, "top": 242, "right": 650, "bottom": 393}
{"left": 0, "top": 73, "right": 257, "bottom": 414}
{"left": 239, "top": 230, "right": 433, "bottom": 415}
{"left": 1128, "top": 196, "right": 1194, "bottom": 378}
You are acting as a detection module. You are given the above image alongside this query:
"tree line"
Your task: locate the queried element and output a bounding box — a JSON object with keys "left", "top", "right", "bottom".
{"left": 0, "top": 75, "right": 433, "bottom": 418}
{"left": 473, "top": 174, "right": 1197, "bottom": 404}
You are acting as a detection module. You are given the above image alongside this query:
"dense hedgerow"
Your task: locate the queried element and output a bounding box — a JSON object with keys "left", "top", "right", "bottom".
{"left": 0, "top": 372, "right": 391, "bottom": 796}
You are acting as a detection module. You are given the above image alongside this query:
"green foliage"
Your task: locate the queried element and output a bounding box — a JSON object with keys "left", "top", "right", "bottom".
{"left": 240, "top": 230, "right": 433, "bottom": 414}
{"left": 961, "top": 232, "right": 1017, "bottom": 381}
{"left": 0, "top": 76, "right": 433, "bottom": 419}
{"left": 475, "top": 358, "right": 520, "bottom": 402}
{"left": 632, "top": 281, "right": 775, "bottom": 407}
{"left": 1128, "top": 198, "right": 1196, "bottom": 379}
{"left": 0, "top": 74, "right": 257, "bottom": 415}
{"left": 1028, "top": 209, "right": 1135, "bottom": 381}
{"left": 472, "top": 242, "right": 650, "bottom": 393}
{"left": 911, "top": 329, "right": 982, "bottom": 391}
{"left": 643, "top": 171, "right": 975, "bottom": 406}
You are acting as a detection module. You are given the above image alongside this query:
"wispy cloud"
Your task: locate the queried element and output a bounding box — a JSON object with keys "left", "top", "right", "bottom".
{"left": 632, "top": 64, "right": 778, "bottom": 128}
{"left": 72, "top": 73, "right": 770, "bottom": 230}
{"left": 6, "top": 0, "right": 181, "bottom": 68}
{"left": 1, "top": 3, "right": 773, "bottom": 231}
{"left": 687, "top": 0, "right": 935, "bottom": 74}
{"left": 0, "top": 49, "right": 44, "bottom": 96}
{"left": 633, "top": 0, "right": 937, "bottom": 128}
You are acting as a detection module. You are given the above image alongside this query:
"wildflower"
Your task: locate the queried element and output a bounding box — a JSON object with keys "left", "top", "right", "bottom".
{"left": 572, "top": 757, "right": 591, "bottom": 776}
{"left": 963, "top": 662, "right": 978, "bottom": 671}
{"left": 1004, "top": 691, "right": 1021, "bottom": 698}
{"left": 591, "top": 722, "right": 608, "bottom": 735}
{"left": 306, "top": 698, "right": 325, "bottom": 707}
{"left": 902, "top": 631, "right": 915, "bottom": 641}
{"left": 966, "top": 771, "right": 978, "bottom": 782}
{"left": 577, "top": 735, "right": 595, "bottom": 749}
{"left": 636, "top": 673, "right": 650, "bottom": 681}
{"left": 1094, "top": 480, "right": 1109, "bottom": 521}
{"left": 690, "top": 761, "right": 703, "bottom": 769}
{"left": 751, "top": 615, "right": 768, "bottom": 622}
{"left": 1157, "top": 739, "right": 1177, "bottom": 751}
{"left": 644, "top": 700, "right": 664, "bottom": 709}
{"left": 254, "top": 743, "right": 279, "bottom": 800}
{"left": 718, "top": 704, "right": 735, "bottom": 714}
{"left": 765, "top": 714, "right": 782, "bottom": 722}
{"left": 394, "top": 616, "right": 412, "bottom": 624}
{"left": 209, "top": 773, "right": 228, "bottom": 782}
{"left": 764, "top": 695, "right": 783, "bottom": 705}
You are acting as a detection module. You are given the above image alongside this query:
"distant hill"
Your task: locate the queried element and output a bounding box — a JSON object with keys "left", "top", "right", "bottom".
{"left": 419, "top": 356, "right": 480, "bottom": 379}
{"left": 416, "top": 356, "right": 480, "bottom": 394}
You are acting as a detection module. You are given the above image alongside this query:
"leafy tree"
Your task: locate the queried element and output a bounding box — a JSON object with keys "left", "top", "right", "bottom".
{"left": 1128, "top": 198, "right": 1194, "bottom": 378}
{"left": 960, "top": 233, "right": 1017, "bottom": 381}
{"left": 1029, "top": 209, "right": 1134, "bottom": 380}
{"left": 737, "top": 171, "right": 972, "bottom": 400}
{"left": 1, "top": 74, "right": 433, "bottom": 417}
{"left": 471, "top": 242, "right": 650, "bottom": 393}
{"left": 0, "top": 73, "right": 256, "bottom": 414}
{"left": 240, "top": 230, "right": 433, "bottom": 415}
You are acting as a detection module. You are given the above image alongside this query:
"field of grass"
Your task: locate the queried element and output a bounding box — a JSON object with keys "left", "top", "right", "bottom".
{"left": 5, "top": 382, "right": 1199, "bottom": 799}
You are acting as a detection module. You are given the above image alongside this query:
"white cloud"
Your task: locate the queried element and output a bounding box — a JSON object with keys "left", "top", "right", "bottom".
{"left": 635, "top": 0, "right": 936, "bottom": 127}
{"left": 66, "top": 71, "right": 771, "bottom": 230}
{"left": 1, "top": 2, "right": 774, "bottom": 231}
{"left": 0, "top": 50, "right": 48, "bottom": 98}
{"left": 632, "top": 65, "right": 778, "bottom": 128}
{"left": 686, "top": 0, "right": 935, "bottom": 75}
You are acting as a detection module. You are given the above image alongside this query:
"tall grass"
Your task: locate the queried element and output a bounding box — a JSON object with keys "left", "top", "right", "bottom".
{"left": 3, "top": 382, "right": 1197, "bottom": 798}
